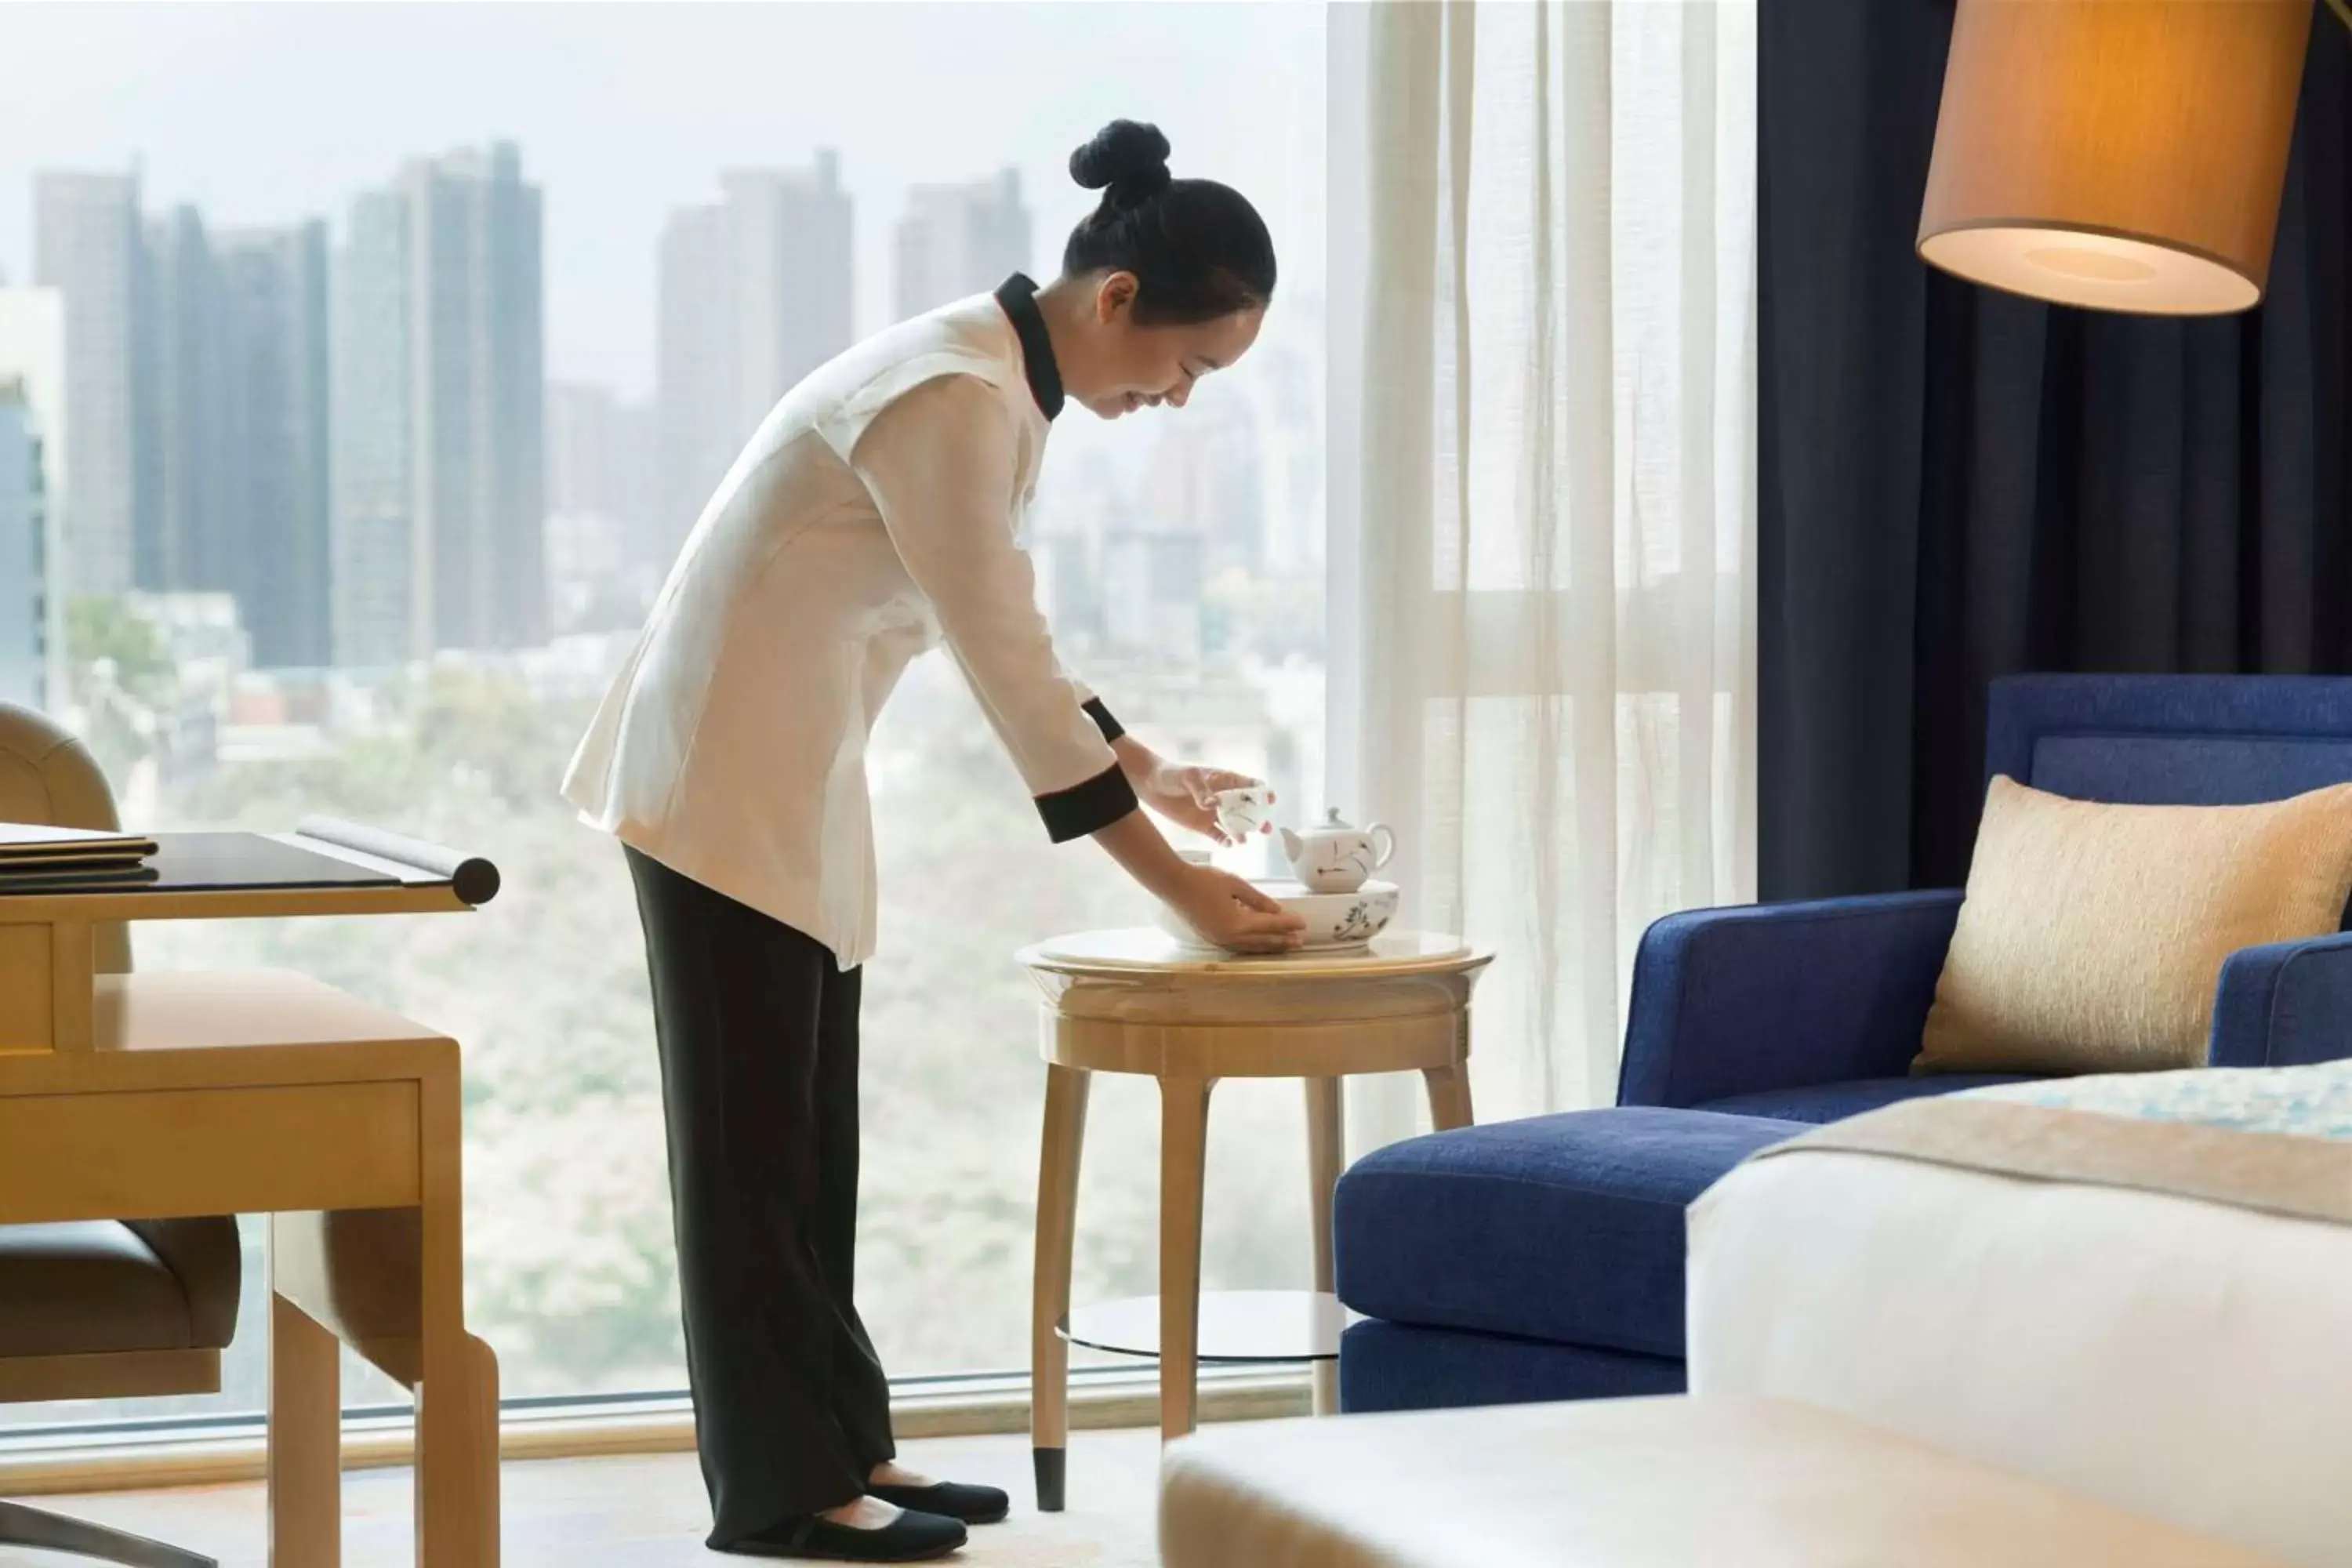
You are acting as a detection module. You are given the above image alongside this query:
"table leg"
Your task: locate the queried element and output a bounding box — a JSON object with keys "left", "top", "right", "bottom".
{"left": 47, "top": 920, "right": 93, "bottom": 1051}
{"left": 1304, "top": 1077, "right": 1344, "bottom": 1417}
{"left": 416, "top": 1064, "right": 498, "bottom": 1568}
{"left": 1030, "top": 1063, "right": 1090, "bottom": 1512}
{"left": 417, "top": 1334, "right": 497, "bottom": 1568}
{"left": 1158, "top": 1076, "right": 1214, "bottom": 1443}
{"left": 463, "top": 1334, "right": 503, "bottom": 1545}
{"left": 268, "top": 1286, "right": 341, "bottom": 1567}
{"left": 1423, "top": 1062, "right": 1475, "bottom": 1131}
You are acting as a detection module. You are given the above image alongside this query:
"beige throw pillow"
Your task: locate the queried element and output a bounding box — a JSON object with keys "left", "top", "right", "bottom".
{"left": 1915, "top": 775, "right": 2352, "bottom": 1076}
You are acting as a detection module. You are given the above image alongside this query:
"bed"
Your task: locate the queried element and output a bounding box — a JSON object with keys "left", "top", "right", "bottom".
{"left": 1686, "top": 1062, "right": 2352, "bottom": 1568}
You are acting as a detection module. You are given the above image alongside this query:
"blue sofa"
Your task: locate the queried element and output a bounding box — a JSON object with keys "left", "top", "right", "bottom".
{"left": 1334, "top": 673, "right": 2352, "bottom": 1414}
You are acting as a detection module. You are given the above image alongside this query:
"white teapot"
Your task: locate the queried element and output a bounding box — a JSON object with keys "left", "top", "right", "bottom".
{"left": 1278, "top": 808, "right": 1397, "bottom": 895}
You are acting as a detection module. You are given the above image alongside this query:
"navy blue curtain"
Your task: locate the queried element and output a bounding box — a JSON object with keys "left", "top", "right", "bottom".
{"left": 1759, "top": 0, "right": 2352, "bottom": 898}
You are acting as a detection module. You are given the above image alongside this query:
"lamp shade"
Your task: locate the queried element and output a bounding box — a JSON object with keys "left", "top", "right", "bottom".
{"left": 1918, "top": 0, "right": 2313, "bottom": 315}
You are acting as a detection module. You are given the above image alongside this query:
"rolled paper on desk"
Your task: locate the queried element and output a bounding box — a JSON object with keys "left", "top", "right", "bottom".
{"left": 292, "top": 815, "right": 502, "bottom": 906}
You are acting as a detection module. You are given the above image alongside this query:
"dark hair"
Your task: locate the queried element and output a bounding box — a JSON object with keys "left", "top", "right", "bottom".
{"left": 1062, "top": 119, "right": 1276, "bottom": 326}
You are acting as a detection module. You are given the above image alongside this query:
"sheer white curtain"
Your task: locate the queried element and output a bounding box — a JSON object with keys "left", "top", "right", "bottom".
{"left": 1328, "top": 0, "right": 1758, "bottom": 1145}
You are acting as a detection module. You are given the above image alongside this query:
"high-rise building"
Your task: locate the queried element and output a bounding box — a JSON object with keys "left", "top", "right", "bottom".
{"left": 548, "top": 381, "right": 659, "bottom": 566}
{"left": 894, "top": 168, "right": 1030, "bottom": 323}
{"left": 548, "top": 380, "right": 661, "bottom": 630}
{"left": 0, "top": 289, "right": 68, "bottom": 709}
{"left": 1249, "top": 304, "right": 1327, "bottom": 575}
{"left": 1030, "top": 531, "right": 1098, "bottom": 650}
{"left": 548, "top": 383, "right": 613, "bottom": 520}
{"left": 332, "top": 142, "right": 546, "bottom": 664}
{"left": 34, "top": 172, "right": 142, "bottom": 599}
{"left": 139, "top": 205, "right": 230, "bottom": 595}
{"left": 658, "top": 151, "right": 853, "bottom": 548}
{"left": 720, "top": 160, "right": 855, "bottom": 435}
{"left": 1144, "top": 390, "right": 1265, "bottom": 573}
{"left": 656, "top": 202, "right": 729, "bottom": 559}
{"left": 332, "top": 186, "right": 413, "bottom": 669}
{"left": 0, "top": 380, "right": 49, "bottom": 710}
{"left": 1100, "top": 529, "right": 1204, "bottom": 662}
{"left": 217, "top": 223, "right": 332, "bottom": 668}
{"left": 132, "top": 209, "right": 333, "bottom": 669}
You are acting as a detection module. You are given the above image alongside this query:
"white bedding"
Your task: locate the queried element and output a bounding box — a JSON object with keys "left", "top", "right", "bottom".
{"left": 1687, "top": 1149, "right": 2352, "bottom": 1568}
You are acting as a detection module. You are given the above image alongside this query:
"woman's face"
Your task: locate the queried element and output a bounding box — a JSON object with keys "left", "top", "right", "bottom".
{"left": 1075, "top": 270, "right": 1265, "bottom": 420}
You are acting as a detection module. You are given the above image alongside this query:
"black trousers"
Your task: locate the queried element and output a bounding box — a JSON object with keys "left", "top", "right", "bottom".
{"left": 626, "top": 848, "right": 895, "bottom": 1544}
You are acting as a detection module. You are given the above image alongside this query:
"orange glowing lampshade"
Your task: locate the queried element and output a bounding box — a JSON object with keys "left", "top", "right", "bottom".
{"left": 1918, "top": 0, "right": 2314, "bottom": 315}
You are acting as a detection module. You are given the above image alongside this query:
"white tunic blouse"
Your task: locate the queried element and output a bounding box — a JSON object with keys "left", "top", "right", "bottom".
{"left": 561, "top": 275, "right": 1136, "bottom": 967}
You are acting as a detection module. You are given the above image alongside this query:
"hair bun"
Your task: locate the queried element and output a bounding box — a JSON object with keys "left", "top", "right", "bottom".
{"left": 1070, "top": 119, "right": 1173, "bottom": 200}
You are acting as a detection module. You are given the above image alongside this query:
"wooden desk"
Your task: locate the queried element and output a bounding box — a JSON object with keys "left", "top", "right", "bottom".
{"left": 1017, "top": 929, "right": 1494, "bottom": 1512}
{"left": 0, "top": 826, "right": 502, "bottom": 1564}
{"left": 0, "top": 969, "right": 498, "bottom": 1567}
{"left": 0, "top": 828, "right": 482, "bottom": 1054}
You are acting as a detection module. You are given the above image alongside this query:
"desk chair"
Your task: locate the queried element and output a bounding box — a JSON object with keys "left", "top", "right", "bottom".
{"left": 0, "top": 701, "right": 237, "bottom": 1568}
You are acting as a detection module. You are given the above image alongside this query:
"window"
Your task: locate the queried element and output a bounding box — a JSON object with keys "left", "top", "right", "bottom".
{"left": 0, "top": 3, "right": 1327, "bottom": 1423}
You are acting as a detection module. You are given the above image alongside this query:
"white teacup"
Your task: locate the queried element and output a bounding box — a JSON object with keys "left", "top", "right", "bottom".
{"left": 1210, "top": 786, "right": 1272, "bottom": 842}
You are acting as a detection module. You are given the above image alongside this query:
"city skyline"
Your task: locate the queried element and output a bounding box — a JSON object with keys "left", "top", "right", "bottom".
{"left": 13, "top": 133, "right": 1326, "bottom": 684}
{"left": 0, "top": 4, "right": 1327, "bottom": 404}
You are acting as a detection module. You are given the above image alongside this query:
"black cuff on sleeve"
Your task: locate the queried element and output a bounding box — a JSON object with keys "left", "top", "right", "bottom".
{"left": 1082, "top": 697, "right": 1125, "bottom": 744}
{"left": 1037, "top": 760, "right": 1140, "bottom": 844}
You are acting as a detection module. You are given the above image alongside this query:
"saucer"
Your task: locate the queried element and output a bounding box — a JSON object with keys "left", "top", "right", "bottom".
{"left": 1156, "top": 878, "right": 1399, "bottom": 953}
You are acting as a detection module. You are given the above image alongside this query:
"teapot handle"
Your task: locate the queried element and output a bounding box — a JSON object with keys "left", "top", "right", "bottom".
{"left": 1367, "top": 822, "right": 1396, "bottom": 870}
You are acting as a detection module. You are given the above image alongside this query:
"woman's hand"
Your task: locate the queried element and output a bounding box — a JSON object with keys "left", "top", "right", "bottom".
{"left": 1116, "top": 738, "right": 1272, "bottom": 845}
{"left": 1088, "top": 786, "right": 1305, "bottom": 953}
{"left": 1164, "top": 863, "right": 1306, "bottom": 953}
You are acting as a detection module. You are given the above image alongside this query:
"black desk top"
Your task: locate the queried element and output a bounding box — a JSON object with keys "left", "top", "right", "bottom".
{"left": 0, "top": 822, "right": 499, "bottom": 907}
{"left": 0, "top": 833, "right": 401, "bottom": 897}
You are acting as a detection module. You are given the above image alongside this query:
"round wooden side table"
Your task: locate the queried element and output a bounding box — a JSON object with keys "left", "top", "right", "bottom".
{"left": 1016, "top": 927, "right": 1494, "bottom": 1511}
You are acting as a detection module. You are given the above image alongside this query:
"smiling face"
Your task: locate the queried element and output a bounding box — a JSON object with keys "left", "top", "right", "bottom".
{"left": 1068, "top": 270, "right": 1265, "bottom": 419}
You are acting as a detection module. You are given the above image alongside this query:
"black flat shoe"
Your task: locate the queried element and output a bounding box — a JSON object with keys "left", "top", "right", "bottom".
{"left": 868, "top": 1479, "right": 1010, "bottom": 1525}
{"left": 721, "top": 1507, "right": 967, "bottom": 1562}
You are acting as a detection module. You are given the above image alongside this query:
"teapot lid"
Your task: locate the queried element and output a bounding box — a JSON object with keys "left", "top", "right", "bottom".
{"left": 1322, "top": 808, "right": 1354, "bottom": 829}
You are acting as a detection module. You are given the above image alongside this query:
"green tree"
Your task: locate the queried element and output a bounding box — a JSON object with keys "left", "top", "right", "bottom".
{"left": 62, "top": 596, "right": 176, "bottom": 786}
{"left": 65, "top": 596, "right": 172, "bottom": 702}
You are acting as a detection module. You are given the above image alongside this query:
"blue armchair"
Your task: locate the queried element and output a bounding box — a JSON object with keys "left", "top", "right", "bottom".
{"left": 1334, "top": 674, "right": 2352, "bottom": 1414}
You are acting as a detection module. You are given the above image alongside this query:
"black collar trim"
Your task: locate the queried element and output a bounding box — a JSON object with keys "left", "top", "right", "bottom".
{"left": 994, "top": 272, "right": 1065, "bottom": 421}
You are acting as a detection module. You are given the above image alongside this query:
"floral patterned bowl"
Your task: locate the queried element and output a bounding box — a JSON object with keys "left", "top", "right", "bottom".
{"left": 1156, "top": 878, "right": 1400, "bottom": 953}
